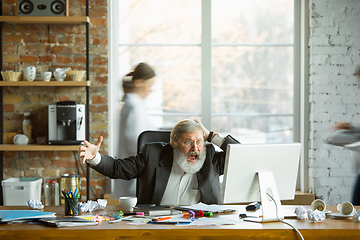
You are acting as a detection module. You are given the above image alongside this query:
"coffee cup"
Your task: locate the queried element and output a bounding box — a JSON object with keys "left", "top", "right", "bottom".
{"left": 311, "top": 199, "right": 326, "bottom": 212}
{"left": 41, "top": 72, "right": 52, "bottom": 81}
{"left": 119, "top": 197, "right": 137, "bottom": 212}
{"left": 337, "top": 201, "right": 356, "bottom": 215}
{"left": 22, "top": 66, "right": 36, "bottom": 81}
{"left": 13, "top": 134, "right": 29, "bottom": 145}
{"left": 54, "top": 71, "right": 66, "bottom": 81}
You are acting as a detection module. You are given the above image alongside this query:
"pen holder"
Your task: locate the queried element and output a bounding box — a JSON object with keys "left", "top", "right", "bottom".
{"left": 64, "top": 197, "right": 80, "bottom": 216}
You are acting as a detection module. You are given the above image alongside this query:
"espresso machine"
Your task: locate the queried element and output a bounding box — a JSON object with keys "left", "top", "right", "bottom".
{"left": 48, "top": 101, "right": 86, "bottom": 145}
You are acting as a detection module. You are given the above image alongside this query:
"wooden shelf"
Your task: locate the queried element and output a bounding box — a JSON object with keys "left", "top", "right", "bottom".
{"left": 0, "top": 81, "right": 89, "bottom": 87}
{"left": 0, "top": 16, "right": 89, "bottom": 24}
{"left": 0, "top": 144, "right": 81, "bottom": 151}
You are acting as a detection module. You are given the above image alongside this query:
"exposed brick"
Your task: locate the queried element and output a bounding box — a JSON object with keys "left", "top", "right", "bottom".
{"left": 90, "top": 123, "right": 108, "bottom": 130}
{"left": 52, "top": 45, "right": 73, "bottom": 54}
{"left": 15, "top": 25, "right": 43, "bottom": 35}
{"left": 4, "top": 54, "right": 20, "bottom": 63}
{"left": 89, "top": 105, "right": 108, "bottom": 113}
{"left": 2, "top": 0, "right": 108, "bottom": 202}
{"left": 3, "top": 44, "right": 16, "bottom": 54}
{"left": 4, "top": 94, "right": 23, "bottom": 104}
{"left": 92, "top": 57, "right": 108, "bottom": 65}
{"left": 74, "top": 36, "right": 86, "bottom": 45}
{"left": 23, "top": 34, "right": 41, "bottom": 43}
{"left": 91, "top": 18, "right": 107, "bottom": 27}
{"left": 3, "top": 35, "right": 22, "bottom": 43}
{"left": 39, "top": 55, "right": 55, "bottom": 63}
{"left": 21, "top": 55, "right": 38, "bottom": 63}
{"left": 57, "top": 55, "right": 74, "bottom": 64}
{"left": 75, "top": 56, "right": 86, "bottom": 64}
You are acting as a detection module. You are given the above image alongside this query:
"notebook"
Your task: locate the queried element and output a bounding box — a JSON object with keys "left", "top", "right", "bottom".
{"left": 133, "top": 206, "right": 180, "bottom": 216}
{"left": 37, "top": 217, "right": 98, "bottom": 227}
{"left": 174, "top": 202, "right": 236, "bottom": 213}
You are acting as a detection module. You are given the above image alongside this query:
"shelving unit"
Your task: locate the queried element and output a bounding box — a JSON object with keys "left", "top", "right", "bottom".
{"left": 0, "top": 1, "right": 91, "bottom": 205}
{"left": 0, "top": 16, "right": 89, "bottom": 24}
{"left": 0, "top": 81, "right": 90, "bottom": 87}
{"left": 0, "top": 144, "right": 81, "bottom": 151}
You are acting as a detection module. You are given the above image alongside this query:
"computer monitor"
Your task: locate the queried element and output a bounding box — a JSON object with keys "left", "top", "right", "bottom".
{"left": 221, "top": 143, "right": 301, "bottom": 222}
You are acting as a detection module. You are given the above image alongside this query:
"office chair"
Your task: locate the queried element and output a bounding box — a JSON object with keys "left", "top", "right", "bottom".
{"left": 136, "top": 130, "right": 171, "bottom": 198}
{"left": 137, "top": 130, "right": 171, "bottom": 154}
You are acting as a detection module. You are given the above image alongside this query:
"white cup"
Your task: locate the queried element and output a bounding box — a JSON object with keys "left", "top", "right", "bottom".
{"left": 22, "top": 66, "right": 36, "bottom": 81}
{"left": 119, "top": 197, "right": 137, "bottom": 212}
{"left": 311, "top": 199, "right": 326, "bottom": 212}
{"left": 41, "top": 72, "right": 52, "bottom": 81}
{"left": 337, "top": 201, "right": 356, "bottom": 215}
{"left": 13, "top": 134, "right": 29, "bottom": 145}
{"left": 54, "top": 71, "right": 66, "bottom": 81}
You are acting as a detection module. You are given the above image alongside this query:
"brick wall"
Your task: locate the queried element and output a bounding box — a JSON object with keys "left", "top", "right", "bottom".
{"left": 2, "top": 0, "right": 109, "bottom": 201}
{"left": 309, "top": 0, "right": 360, "bottom": 204}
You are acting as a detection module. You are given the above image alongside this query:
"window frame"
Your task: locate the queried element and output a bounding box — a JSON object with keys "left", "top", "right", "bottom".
{"left": 108, "top": 0, "right": 307, "bottom": 191}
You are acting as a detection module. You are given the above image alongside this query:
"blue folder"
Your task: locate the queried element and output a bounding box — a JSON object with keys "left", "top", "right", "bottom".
{"left": 0, "top": 210, "right": 56, "bottom": 222}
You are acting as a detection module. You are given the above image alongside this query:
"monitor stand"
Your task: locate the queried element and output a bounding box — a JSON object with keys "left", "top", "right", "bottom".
{"left": 246, "top": 171, "right": 284, "bottom": 223}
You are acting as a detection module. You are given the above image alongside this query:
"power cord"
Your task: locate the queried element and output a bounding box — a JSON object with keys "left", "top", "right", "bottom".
{"left": 266, "top": 192, "right": 305, "bottom": 240}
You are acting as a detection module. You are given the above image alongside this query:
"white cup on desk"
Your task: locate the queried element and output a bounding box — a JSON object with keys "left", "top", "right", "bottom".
{"left": 119, "top": 197, "right": 137, "bottom": 212}
{"left": 337, "top": 201, "right": 356, "bottom": 216}
{"left": 311, "top": 199, "right": 326, "bottom": 212}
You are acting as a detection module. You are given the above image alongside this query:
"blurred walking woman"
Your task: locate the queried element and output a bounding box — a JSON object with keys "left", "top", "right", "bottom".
{"left": 114, "top": 62, "right": 156, "bottom": 198}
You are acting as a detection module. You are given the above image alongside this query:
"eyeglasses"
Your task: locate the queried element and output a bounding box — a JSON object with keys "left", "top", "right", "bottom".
{"left": 178, "top": 140, "right": 204, "bottom": 149}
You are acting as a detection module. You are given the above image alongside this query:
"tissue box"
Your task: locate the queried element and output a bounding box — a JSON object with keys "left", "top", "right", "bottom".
{"left": 1, "top": 177, "right": 42, "bottom": 206}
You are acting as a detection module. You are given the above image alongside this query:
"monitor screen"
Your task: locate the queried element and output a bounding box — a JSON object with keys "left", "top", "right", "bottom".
{"left": 221, "top": 143, "right": 301, "bottom": 204}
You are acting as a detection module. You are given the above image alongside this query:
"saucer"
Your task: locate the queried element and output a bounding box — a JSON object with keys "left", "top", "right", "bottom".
{"left": 329, "top": 213, "right": 354, "bottom": 219}
{"left": 324, "top": 209, "right": 332, "bottom": 216}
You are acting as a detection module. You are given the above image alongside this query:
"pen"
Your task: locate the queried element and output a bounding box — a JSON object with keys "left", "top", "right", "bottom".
{"left": 147, "top": 221, "right": 191, "bottom": 225}
{"left": 73, "top": 188, "right": 78, "bottom": 197}
{"left": 123, "top": 212, "right": 144, "bottom": 216}
{"left": 155, "top": 217, "right": 172, "bottom": 221}
{"left": 109, "top": 219, "right": 123, "bottom": 223}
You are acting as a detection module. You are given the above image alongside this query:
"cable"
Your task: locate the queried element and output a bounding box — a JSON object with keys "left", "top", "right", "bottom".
{"left": 266, "top": 192, "right": 305, "bottom": 240}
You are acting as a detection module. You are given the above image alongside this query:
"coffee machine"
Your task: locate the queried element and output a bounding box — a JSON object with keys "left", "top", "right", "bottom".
{"left": 48, "top": 101, "right": 86, "bottom": 145}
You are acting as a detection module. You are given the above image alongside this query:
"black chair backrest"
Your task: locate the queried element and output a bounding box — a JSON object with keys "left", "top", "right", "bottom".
{"left": 137, "top": 130, "right": 171, "bottom": 154}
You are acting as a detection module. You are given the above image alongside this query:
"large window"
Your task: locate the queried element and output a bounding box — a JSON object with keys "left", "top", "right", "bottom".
{"left": 114, "top": 0, "right": 296, "bottom": 144}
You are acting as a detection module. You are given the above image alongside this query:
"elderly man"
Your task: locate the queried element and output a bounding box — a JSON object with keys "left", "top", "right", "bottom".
{"left": 80, "top": 119, "right": 240, "bottom": 205}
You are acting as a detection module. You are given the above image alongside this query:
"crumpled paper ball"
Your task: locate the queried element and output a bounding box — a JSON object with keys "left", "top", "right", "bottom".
{"left": 26, "top": 199, "right": 44, "bottom": 209}
{"left": 353, "top": 209, "right": 360, "bottom": 222}
{"left": 79, "top": 199, "right": 107, "bottom": 213}
{"left": 307, "top": 209, "right": 326, "bottom": 223}
{"left": 294, "top": 206, "right": 307, "bottom": 220}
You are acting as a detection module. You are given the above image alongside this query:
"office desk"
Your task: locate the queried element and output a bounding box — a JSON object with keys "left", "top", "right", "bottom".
{"left": 0, "top": 205, "right": 360, "bottom": 240}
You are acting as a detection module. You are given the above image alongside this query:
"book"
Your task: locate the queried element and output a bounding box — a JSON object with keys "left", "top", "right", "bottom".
{"left": 37, "top": 217, "right": 98, "bottom": 227}
{"left": 133, "top": 206, "right": 179, "bottom": 216}
{"left": 174, "top": 202, "right": 236, "bottom": 213}
{"left": 0, "top": 210, "right": 56, "bottom": 222}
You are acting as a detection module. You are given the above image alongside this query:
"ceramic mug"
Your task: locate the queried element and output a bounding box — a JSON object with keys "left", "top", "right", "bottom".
{"left": 41, "top": 72, "right": 52, "bottom": 81}
{"left": 311, "top": 199, "right": 326, "bottom": 212}
{"left": 22, "top": 66, "right": 36, "bottom": 81}
{"left": 13, "top": 134, "right": 29, "bottom": 145}
{"left": 337, "top": 201, "right": 356, "bottom": 215}
{"left": 119, "top": 197, "right": 137, "bottom": 212}
{"left": 54, "top": 67, "right": 71, "bottom": 81}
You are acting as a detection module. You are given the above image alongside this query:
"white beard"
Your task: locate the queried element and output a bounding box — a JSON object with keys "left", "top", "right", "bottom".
{"left": 173, "top": 147, "right": 207, "bottom": 174}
